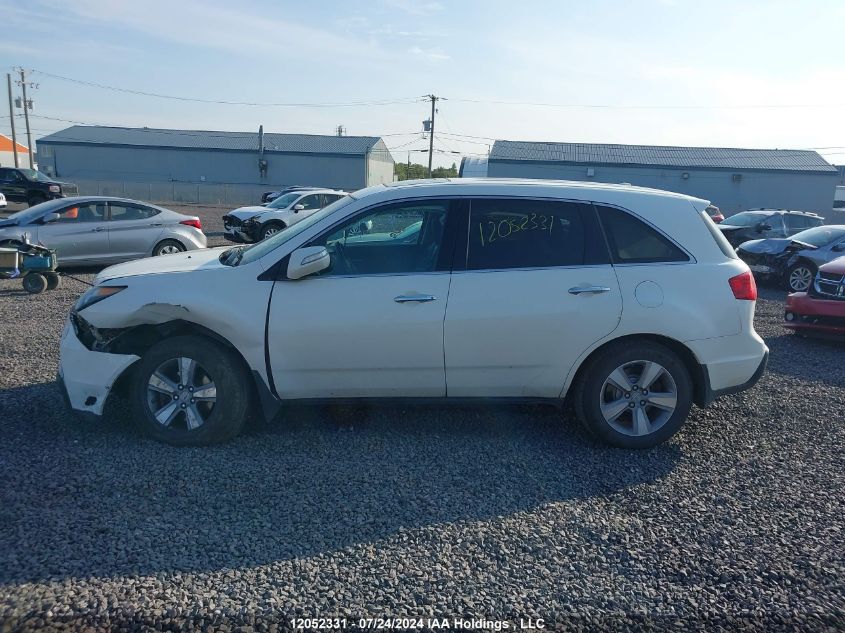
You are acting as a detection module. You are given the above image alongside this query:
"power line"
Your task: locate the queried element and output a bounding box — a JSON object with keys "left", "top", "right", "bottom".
{"left": 30, "top": 69, "right": 426, "bottom": 108}
{"left": 447, "top": 97, "right": 845, "bottom": 110}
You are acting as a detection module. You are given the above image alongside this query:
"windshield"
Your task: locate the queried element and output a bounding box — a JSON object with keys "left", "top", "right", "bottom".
{"left": 266, "top": 192, "right": 302, "bottom": 209}
{"left": 722, "top": 212, "right": 766, "bottom": 227}
{"left": 790, "top": 226, "right": 845, "bottom": 247}
{"left": 236, "top": 195, "right": 356, "bottom": 266}
{"left": 3, "top": 198, "right": 67, "bottom": 223}
{"left": 18, "top": 169, "right": 54, "bottom": 183}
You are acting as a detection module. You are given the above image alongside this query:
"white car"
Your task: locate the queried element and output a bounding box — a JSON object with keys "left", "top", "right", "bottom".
{"left": 0, "top": 192, "right": 6, "bottom": 208}
{"left": 222, "top": 189, "right": 346, "bottom": 243}
{"left": 58, "top": 179, "right": 768, "bottom": 449}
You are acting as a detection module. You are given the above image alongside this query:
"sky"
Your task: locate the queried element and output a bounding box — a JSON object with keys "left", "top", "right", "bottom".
{"left": 2, "top": 0, "right": 844, "bottom": 168}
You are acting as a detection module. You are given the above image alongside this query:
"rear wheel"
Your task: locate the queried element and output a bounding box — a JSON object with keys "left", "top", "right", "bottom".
{"left": 153, "top": 239, "right": 186, "bottom": 256}
{"left": 130, "top": 335, "right": 250, "bottom": 445}
{"left": 22, "top": 272, "right": 48, "bottom": 294}
{"left": 786, "top": 262, "right": 815, "bottom": 293}
{"left": 261, "top": 221, "right": 285, "bottom": 240}
{"left": 572, "top": 341, "right": 693, "bottom": 449}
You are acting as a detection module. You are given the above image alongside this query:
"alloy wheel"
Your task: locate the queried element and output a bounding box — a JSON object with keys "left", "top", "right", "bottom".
{"left": 146, "top": 357, "right": 217, "bottom": 430}
{"left": 599, "top": 360, "right": 678, "bottom": 437}
{"left": 789, "top": 267, "right": 813, "bottom": 292}
{"left": 158, "top": 244, "right": 182, "bottom": 255}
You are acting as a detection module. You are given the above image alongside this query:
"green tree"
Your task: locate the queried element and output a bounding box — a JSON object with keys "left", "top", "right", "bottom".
{"left": 395, "top": 161, "right": 458, "bottom": 180}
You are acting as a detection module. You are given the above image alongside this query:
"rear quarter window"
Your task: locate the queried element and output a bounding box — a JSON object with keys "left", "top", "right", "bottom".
{"left": 699, "top": 211, "right": 738, "bottom": 259}
{"left": 595, "top": 205, "right": 690, "bottom": 264}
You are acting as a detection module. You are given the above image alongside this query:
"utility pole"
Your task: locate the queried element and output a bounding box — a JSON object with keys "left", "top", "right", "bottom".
{"left": 6, "top": 74, "right": 19, "bottom": 167}
{"left": 14, "top": 67, "right": 36, "bottom": 168}
{"left": 426, "top": 94, "right": 438, "bottom": 178}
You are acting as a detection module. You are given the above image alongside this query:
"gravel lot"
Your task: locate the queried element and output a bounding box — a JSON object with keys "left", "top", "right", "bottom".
{"left": 0, "top": 203, "right": 843, "bottom": 630}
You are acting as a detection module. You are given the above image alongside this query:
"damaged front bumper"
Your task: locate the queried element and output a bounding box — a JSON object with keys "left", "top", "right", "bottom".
{"left": 57, "top": 316, "right": 139, "bottom": 416}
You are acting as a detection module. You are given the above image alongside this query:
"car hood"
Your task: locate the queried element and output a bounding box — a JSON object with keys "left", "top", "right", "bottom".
{"left": 737, "top": 238, "right": 816, "bottom": 255}
{"left": 820, "top": 256, "right": 845, "bottom": 275}
{"left": 716, "top": 224, "right": 744, "bottom": 232}
{"left": 226, "top": 206, "right": 270, "bottom": 220}
{"left": 95, "top": 247, "right": 230, "bottom": 283}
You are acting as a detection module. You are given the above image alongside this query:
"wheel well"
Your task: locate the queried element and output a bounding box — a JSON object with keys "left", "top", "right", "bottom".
{"left": 107, "top": 320, "right": 256, "bottom": 400}
{"left": 153, "top": 238, "right": 185, "bottom": 252}
{"left": 262, "top": 220, "right": 286, "bottom": 229}
{"left": 566, "top": 334, "right": 708, "bottom": 408}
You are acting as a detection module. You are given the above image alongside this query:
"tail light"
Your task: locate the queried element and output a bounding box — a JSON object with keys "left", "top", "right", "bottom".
{"left": 729, "top": 271, "right": 757, "bottom": 301}
{"left": 180, "top": 218, "right": 202, "bottom": 230}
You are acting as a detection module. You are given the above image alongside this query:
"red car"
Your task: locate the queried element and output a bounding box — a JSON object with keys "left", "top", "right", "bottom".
{"left": 784, "top": 256, "right": 845, "bottom": 338}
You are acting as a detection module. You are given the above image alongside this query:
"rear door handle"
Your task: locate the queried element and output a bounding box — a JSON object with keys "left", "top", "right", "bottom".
{"left": 91, "top": 226, "right": 106, "bottom": 232}
{"left": 394, "top": 294, "right": 436, "bottom": 303}
{"left": 568, "top": 286, "right": 611, "bottom": 295}
{"left": 149, "top": 223, "right": 163, "bottom": 227}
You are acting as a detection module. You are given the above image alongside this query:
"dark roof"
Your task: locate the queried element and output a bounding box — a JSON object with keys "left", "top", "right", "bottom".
{"left": 490, "top": 140, "right": 837, "bottom": 173}
{"left": 37, "top": 126, "right": 383, "bottom": 155}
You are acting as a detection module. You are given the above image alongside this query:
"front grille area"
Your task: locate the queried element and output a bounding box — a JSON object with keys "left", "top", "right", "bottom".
{"left": 812, "top": 271, "right": 845, "bottom": 300}
{"left": 62, "top": 184, "right": 79, "bottom": 196}
{"left": 222, "top": 215, "right": 241, "bottom": 229}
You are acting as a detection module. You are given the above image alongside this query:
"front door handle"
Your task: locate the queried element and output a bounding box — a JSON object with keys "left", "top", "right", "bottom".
{"left": 568, "top": 286, "right": 611, "bottom": 295}
{"left": 394, "top": 294, "right": 436, "bottom": 303}
{"left": 91, "top": 226, "right": 106, "bottom": 232}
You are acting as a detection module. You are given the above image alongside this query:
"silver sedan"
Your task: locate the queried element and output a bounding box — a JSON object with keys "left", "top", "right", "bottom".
{"left": 0, "top": 196, "right": 206, "bottom": 266}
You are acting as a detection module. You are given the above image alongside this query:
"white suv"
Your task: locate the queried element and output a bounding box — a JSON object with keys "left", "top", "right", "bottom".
{"left": 58, "top": 179, "right": 768, "bottom": 449}
{"left": 223, "top": 189, "right": 346, "bottom": 243}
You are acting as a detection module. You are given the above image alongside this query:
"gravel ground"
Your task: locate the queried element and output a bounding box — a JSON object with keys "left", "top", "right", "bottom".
{"left": 0, "top": 207, "right": 843, "bottom": 630}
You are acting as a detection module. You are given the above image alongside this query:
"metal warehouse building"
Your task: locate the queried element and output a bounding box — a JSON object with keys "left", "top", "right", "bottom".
{"left": 479, "top": 140, "right": 838, "bottom": 218}
{"left": 35, "top": 126, "right": 395, "bottom": 205}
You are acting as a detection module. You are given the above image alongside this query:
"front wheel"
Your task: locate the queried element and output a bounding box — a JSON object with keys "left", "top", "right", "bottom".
{"left": 786, "top": 262, "right": 815, "bottom": 293}
{"left": 572, "top": 341, "right": 693, "bottom": 449}
{"left": 260, "top": 221, "right": 285, "bottom": 241}
{"left": 28, "top": 194, "right": 47, "bottom": 208}
{"left": 45, "top": 272, "right": 61, "bottom": 290}
{"left": 130, "top": 335, "right": 251, "bottom": 445}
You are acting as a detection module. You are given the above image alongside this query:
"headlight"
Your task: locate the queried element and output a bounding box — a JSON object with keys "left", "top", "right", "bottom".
{"left": 74, "top": 285, "right": 126, "bottom": 312}
{"left": 49, "top": 185, "right": 61, "bottom": 193}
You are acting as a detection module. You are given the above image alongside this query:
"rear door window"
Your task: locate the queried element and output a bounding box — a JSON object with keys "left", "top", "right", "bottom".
{"left": 595, "top": 205, "right": 689, "bottom": 264}
{"left": 109, "top": 203, "right": 160, "bottom": 221}
{"left": 466, "top": 199, "right": 607, "bottom": 270}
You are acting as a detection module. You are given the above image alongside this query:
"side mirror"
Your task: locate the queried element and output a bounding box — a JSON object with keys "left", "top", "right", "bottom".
{"left": 293, "top": 204, "right": 305, "bottom": 212}
{"left": 756, "top": 222, "right": 771, "bottom": 233}
{"left": 287, "top": 246, "right": 330, "bottom": 280}
{"left": 42, "top": 212, "right": 61, "bottom": 223}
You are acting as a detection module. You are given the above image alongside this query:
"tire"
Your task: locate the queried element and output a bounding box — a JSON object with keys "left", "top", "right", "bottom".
{"left": 260, "top": 221, "right": 285, "bottom": 241}
{"left": 130, "top": 335, "right": 251, "bottom": 445}
{"left": 44, "top": 272, "right": 61, "bottom": 290}
{"left": 152, "top": 239, "right": 186, "bottom": 257}
{"left": 28, "top": 193, "right": 47, "bottom": 208}
{"left": 571, "top": 341, "right": 693, "bottom": 449}
{"left": 785, "top": 262, "right": 815, "bottom": 293}
{"left": 22, "top": 272, "right": 48, "bottom": 294}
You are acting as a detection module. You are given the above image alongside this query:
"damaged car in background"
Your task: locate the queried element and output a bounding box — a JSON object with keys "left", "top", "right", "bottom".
{"left": 784, "top": 256, "right": 845, "bottom": 339}
{"left": 736, "top": 225, "right": 845, "bottom": 292}
{"left": 223, "top": 189, "right": 346, "bottom": 243}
